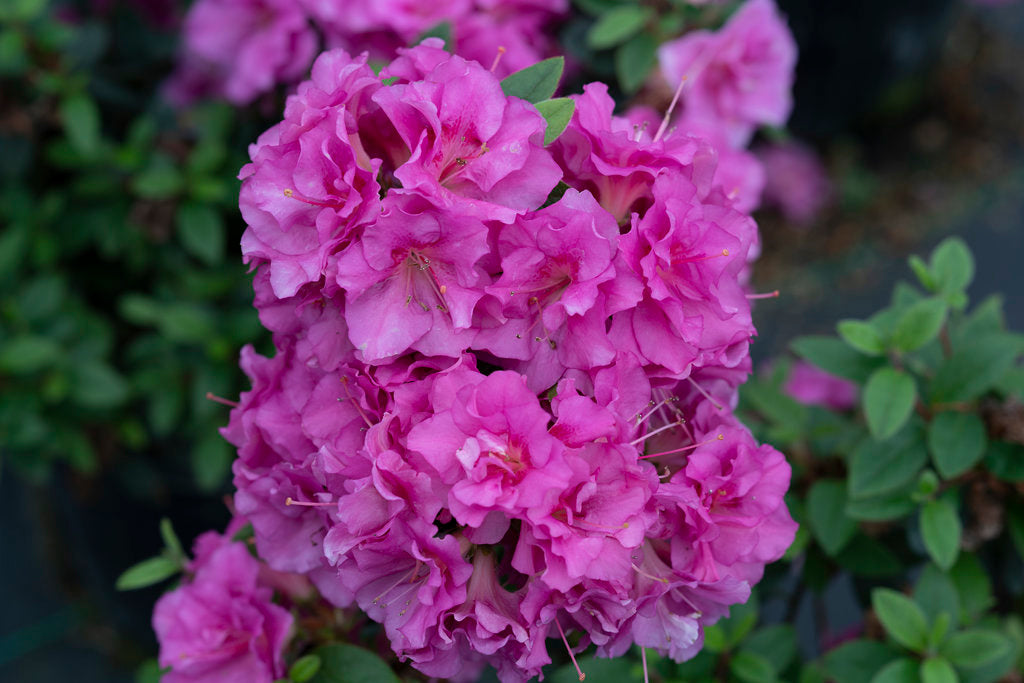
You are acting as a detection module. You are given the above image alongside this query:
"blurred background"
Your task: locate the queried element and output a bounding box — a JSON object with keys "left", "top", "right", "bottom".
{"left": 0, "top": 0, "right": 1022, "bottom": 680}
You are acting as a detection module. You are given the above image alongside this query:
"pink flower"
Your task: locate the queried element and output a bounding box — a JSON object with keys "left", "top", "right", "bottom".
{"left": 658, "top": 0, "right": 797, "bottom": 147}
{"left": 758, "top": 140, "right": 833, "bottom": 226}
{"left": 375, "top": 45, "right": 563, "bottom": 222}
{"left": 153, "top": 537, "right": 293, "bottom": 683}
{"left": 167, "top": 0, "right": 316, "bottom": 106}
{"left": 784, "top": 360, "right": 857, "bottom": 410}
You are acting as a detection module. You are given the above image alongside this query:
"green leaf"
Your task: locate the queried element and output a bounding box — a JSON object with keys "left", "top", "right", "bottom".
{"left": 928, "top": 613, "right": 952, "bottom": 651}
{"left": 534, "top": 98, "right": 575, "bottom": 145}
{"left": 192, "top": 432, "right": 232, "bottom": 493}
{"left": 60, "top": 93, "right": 101, "bottom": 158}
{"left": 872, "top": 588, "right": 930, "bottom": 652}
{"left": 913, "top": 563, "right": 960, "bottom": 623}
{"left": 500, "top": 57, "right": 564, "bottom": 103}
{"left": 134, "top": 658, "right": 167, "bottom": 683}
{"left": 70, "top": 361, "right": 130, "bottom": 409}
{"left": 0, "top": 335, "right": 61, "bottom": 374}
{"left": 940, "top": 630, "right": 1012, "bottom": 668}
{"left": 116, "top": 556, "right": 180, "bottom": 591}
{"left": 807, "top": 479, "right": 857, "bottom": 556}
{"left": 863, "top": 368, "right": 917, "bottom": 440}
{"left": 791, "top": 336, "right": 884, "bottom": 382}
{"left": 848, "top": 428, "right": 927, "bottom": 499}
{"left": 930, "top": 238, "right": 974, "bottom": 296}
{"left": 615, "top": 32, "right": 657, "bottom": 94}
{"left": 869, "top": 658, "right": 919, "bottom": 683}
{"left": 920, "top": 657, "right": 958, "bottom": 683}
{"left": 927, "top": 412, "right": 986, "bottom": 478}
{"left": 133, "top": 154, "right": 184, "bottom": 198}
{"left": 984, "top": 440, "right": 1024, "bottom": 481}
{"left": 176, "top": 203, "right": 225, "bottom": 266}
{"left": 587, "top": 5, "right": 653, "bottom": 49}
{"left": 160, "top": 518, "right": 185, "bottom": 564}
{"left": 909, "top": 255, "right": 937, "bottom": 292}
{"left": 743, "top": 625, "right": 797, "bottom": 673}
{"left": 551, "top": 656, "right": 633, "bottom": 683}
{"left": 0, "top": 0, "right": 47, "bottom": 21}
{"left": 891, "top": 298, "right": 948, "bottom": 352}
{"left": 289, "top": 654, "right": 322, "bottom": 683}
{"left": 845, "top": 487, "right": 917, "bottom": 521}
{"left": 308, "top": 644, "right": 400, "bottom": 683}
{"left": 928, "top": 333, "right": 1021, "bottom": 404}
{"left": 730, "top": 650, "right": 777, "bottom": 683}
{"left": 920, "top": 499, "right": 961, "bottom": 571}
{"left": 835, "top": 534, "right": 904, "bottom": 576}
{"left": 949, "top": 554, "right": 993, "bottom": 624}
{"left": 823, "top": 640, "right": 899, "bottom": 683}
{"left": 573, "top": 0, "right": 625, "bottom": 17}
{"left": 838, "top": 320, "right": 887, "bottom": 355}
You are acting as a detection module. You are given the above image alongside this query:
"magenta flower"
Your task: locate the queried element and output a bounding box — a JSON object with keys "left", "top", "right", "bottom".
{"left": 784, "top": 360, "right": 858, "bottom": 410}
{"left": 153, "top": 537, "right": 293, "bottom": 683}
{"left": 167, "top": 0, "right": 316, "bottom": 106}
{"left": 658, "top": 0, "right": 797, "bottom": 147}
{"left": 758, "top": 140, "right": 833, "bottom": 226}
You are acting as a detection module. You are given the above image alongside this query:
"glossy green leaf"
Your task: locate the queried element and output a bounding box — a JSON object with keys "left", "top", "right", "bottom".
{"left": 940, "top": 630, "right": 1012, "bottom": 668}
{"left": 807, "top": 479, "right": 857, "bottom": 556}
{"left": 116, "top": 556, "right": 180, "bottom": 591}
{"left": 289, "top": 654, "right": 322, "bottom": 683}
{"left": 949, "top": 554, "right": 993, "bottom": 624}
{"left": 920, "top": 499, "right": 961, "bottom": 571}
{"left": 500, "top": 57, "right": 564, "bottom": 103}
{"left": 920, "top": 657, "right": 958, "bottom": 683}
{"left": 929, "top": 333, "right": 1021, "bottom": 403}
{"left": 848, "top": 429, "right": 927, "bottom": 500}
{"left": 791, "top": 336, "right": 883, "bottom": 382}
{"left": 863, "top": 368, "right": 917, "bottom": 440}
{"left": 587, "top": 5, "right": 652, "bottom": 49}
{"left": 872, "top": 588, "right": 929, "bottom": 652}
{"left": 160, "top": 518, "right": 185, "bottom": 564}
{"left": 730, "top": 650, "right": 777, "bottom": 683}
{"left": 535, "top": 98, "right": 575, "bottom": 145}
{"left": 927, "top": 412, "right": 986, "bottom": 479}
{"left": 891, "top": 297, "right": 947, "bottom": 352}
{"left": 176, "top": 203, "right": 224, "bottom": 266}
{"left": 838, "top": 320, "right": 887, "bottom": 355}
{"left": 615, "top": 32, "right": 657, "bottom": 94}
{"left": 908, "top": 254, "right": 936, "bottom": 292}
{"left": 913, "top": 563, "right": 959, "bottom": 623}
{"left": 869, "top": 658, "right": 919, "bottom": 683}
{"left": 930, "top": 237, "right": 974, "bottom": 296}
{"left": 309, "top": 644, "right": 400, "bottom": 683}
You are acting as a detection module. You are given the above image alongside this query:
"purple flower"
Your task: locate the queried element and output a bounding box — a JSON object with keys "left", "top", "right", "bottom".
{"left": 658, "top": 0, "right": 797, "bottom": 147}
{"left": 758, "top": 140, "right": 833, "bottom": 226}
{"left": 784, "top": 360, "right": 857, "bottom": 410}
{"left": 153, "top": 536, "right": 293, "bottom": 683}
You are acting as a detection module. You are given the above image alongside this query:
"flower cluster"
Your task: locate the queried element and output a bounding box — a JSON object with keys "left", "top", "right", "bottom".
{"left": 166, "top": 0, "right": 567, "bottom": 105}
{"left": 656, "top": 0, "right": 798, "bottom": 213}
{"left": 190, "top": 36, "right": 799, "bottom": 682}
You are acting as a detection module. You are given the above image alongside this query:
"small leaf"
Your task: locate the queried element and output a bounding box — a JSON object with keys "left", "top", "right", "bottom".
{"left": 869, "top": 658, "right": 919, "bottom": 683}
{"left": 791, "top": 336, "right": 884, "bottom": 382}
{"left": 913, "top": 563, "right": 959, "bottom": 624}
{"left": 0, "top": 335, "right": 61, "bottom": 374}
{"left": 176, "top": 203, "right": 224, "bottom": 266}
{"left": 928, "top": 333, "right": 1021, "bottom": 403}
{"left": 891, "top": 298, "right": 948, "bottom": 352}
{"left": 949, "top": 554, "right": 994, "bottom": 623}
{"left": 192, "top": 432, "right": 232, "bottom": 493}
{"left": 848, "top": 428, "right": 927, "bottom": 499}
{"left": 116, "top": 556, "right": 180, "bottom": 591}
{"left": 160, "top": 518, "right": 185, "bottom": 563}
{"left": 822, "top": 639, "right": 899, "bottom": 683}
{"left": 920, "top": 499, "right": 961, "bottom": 571}
{"left": 743, "top": 625, "right": 797, "bottom": 673}
{"left": 587, "top": 5, "right": 653, "bottom": 49}
{"left": 940, "top": 630, "right": 1012, "bottom": 668}
{"left": 835, "top": 534, "right": 904, "bottom": 577}
{"left": 927, "top": 412, "right": 986, "bottom": 479}
{"left": 60, "top": 93, "right": 101, "bottom": 157}
{"left": 615, "top": 32, "right": 657, "bottom": 94}
{"left": 500, "top": 57, "right": 564, "bottom": 103}
{"left": 289, "top": 654, "right": 322, "bottom": 683}
{"left": 730, "top": 650, "right": 777, "bottom": 683}
{"left": 807, "top": 479, "right": 857, "bottom": 556}
{"left": 930, "top": 237, "right": 974, "bottom": 295}
{"left": 920, "top": 657, "right": 958, "bottom": 683}
{"left": 133, "top": 154, "right": 184, "bottom": 198}
{"left": 872, "top": 588, "right": 929, "bottom": 652}
{"left": 535, "top": 98, "right": 575, "bottom": 145}
{"left": 908, "top": 255, "right": 936, "bottom": 292}
{"left": 309, "top": 644, "right": 400, "bottom": 683}
{"left": 70, "top": 361, "right": 130, "bottom": 409}
{"left": 838, "top": 320, "right": 886, "bottom": 355}
{"left": 863, "top": 368, "right": 917, "bottom": 441}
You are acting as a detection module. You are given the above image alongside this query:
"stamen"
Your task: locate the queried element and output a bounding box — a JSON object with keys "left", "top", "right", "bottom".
{"left": 555, "top": 619, "right": 585, "bottom": 681}
{"left": 687, "top": 376, "right": 724, "bottom": 411}
{"left": 628, "top": 419, "right": 683, "bottom": 446}
{"left": 205, "top": 392, "right": 239, "bottom": 408}
{"left": 282, "top": 188, "right": 346, "bottom": 210}
{"left": 638, "top": 434, "right": 724, "bottom": 460}
{"left": 636, "top": 397, "right": 677, "bottom": 426}
{"left": 676, "top": 248, "right": 729, "bottom": 265}
{"left": 641, "top": 647, "right": 649, "bottom": 683}
{"left": 371, "top": 563, "right": 423, "bottom": 606}
{"left": 529, "top": 296, "right": 557, "bottom": 350}
{"left": 631, "top": 563, "right": 670, "bottom": 584}
{"left": 654, "top": 75, "right": 687, "bottom": 143}
{"left": 489, "top": 46, "right": 507, "bottom": 73}
{"left": 746, "top": 290, "right": 780, "bottom": 300}
{"left": 285, "top": 497, "right": 334, "bottom": 507}
{"left": 340, "top": 376, "right": 374, "bottom": 428}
